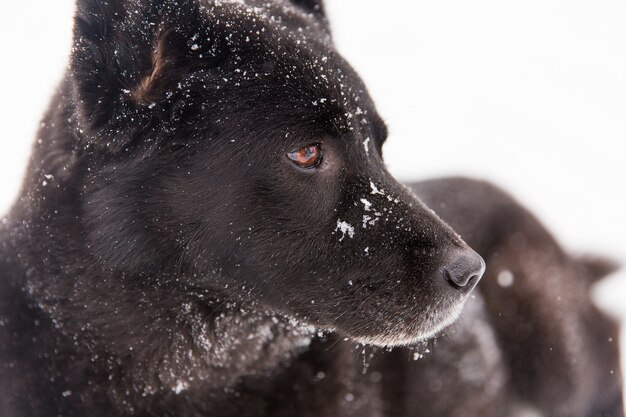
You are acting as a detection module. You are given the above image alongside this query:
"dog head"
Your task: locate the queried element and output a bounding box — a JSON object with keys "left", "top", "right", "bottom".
{"left": 71, "top": 0, "right": 484, "bottom": 347}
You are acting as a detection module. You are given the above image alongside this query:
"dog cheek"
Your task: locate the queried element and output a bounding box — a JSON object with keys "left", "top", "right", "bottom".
{"left": 83, "top": 170, "right": 178, "bottom": 274}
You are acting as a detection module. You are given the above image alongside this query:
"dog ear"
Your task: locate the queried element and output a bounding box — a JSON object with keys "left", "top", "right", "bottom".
{"left": 71, "top": 0, "right": 221, "bottom": 152}
{"left": 578, "top": 255, "right": 620, "bottom": 285}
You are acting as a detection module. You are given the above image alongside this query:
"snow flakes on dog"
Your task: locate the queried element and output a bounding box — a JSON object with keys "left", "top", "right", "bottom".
{"left": 335, "top": 220, "right": 355, "bottom": 241}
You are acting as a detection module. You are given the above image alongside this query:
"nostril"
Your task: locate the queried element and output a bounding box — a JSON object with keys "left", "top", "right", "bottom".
{"left": 442, "top": 249, "right": 485, "bottom": 291}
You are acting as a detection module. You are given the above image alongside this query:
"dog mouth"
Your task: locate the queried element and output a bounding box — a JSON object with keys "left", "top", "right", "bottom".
{"left": 293, "top": 279, "right": 472, "bottom": 349}
{"left": 349, "top": 298, "right": 469, "bottom": 347}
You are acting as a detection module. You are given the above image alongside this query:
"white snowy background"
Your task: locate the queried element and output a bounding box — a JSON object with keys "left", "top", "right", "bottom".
{"left": 0, "top": 0, "right": 624, "bottom": 407}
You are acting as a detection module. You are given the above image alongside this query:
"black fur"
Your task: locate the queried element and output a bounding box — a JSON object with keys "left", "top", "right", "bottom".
{"left": 0, "top": 1, "right": 622, "bottom": 416}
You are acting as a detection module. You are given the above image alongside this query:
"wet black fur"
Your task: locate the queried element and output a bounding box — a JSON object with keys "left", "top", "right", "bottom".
{"left": 0, "top": 1, "right": 623, "bottom": 416}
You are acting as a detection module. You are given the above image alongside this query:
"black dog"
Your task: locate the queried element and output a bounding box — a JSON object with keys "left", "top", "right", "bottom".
{"left": 0, "top": 0, "right": 622, "bottom": 416}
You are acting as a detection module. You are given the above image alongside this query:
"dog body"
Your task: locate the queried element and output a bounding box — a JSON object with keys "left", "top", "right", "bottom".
{"left": 0, "top": 1, "right": 622, "bottom": 416}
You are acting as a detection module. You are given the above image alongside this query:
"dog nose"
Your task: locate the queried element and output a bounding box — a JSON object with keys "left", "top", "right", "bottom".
{"left": 442, "top": 249, "right": 485, "bottom": 291}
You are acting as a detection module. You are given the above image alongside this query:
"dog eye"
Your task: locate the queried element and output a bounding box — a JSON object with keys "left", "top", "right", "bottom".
{"left": 287, "top": 144, "right": 322, "bottom": 169}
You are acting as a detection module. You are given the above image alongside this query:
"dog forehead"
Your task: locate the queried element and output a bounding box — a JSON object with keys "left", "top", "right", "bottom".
{"left": 202, "top": 0, "right": 328, "bottom": 38}
{"left": 194, "top": 1, "right": 377, "bottom": 134}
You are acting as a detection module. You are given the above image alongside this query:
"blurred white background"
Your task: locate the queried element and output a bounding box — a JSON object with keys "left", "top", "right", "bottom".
{"left": 0, "top": 0, "right": 624, "bottom": 406}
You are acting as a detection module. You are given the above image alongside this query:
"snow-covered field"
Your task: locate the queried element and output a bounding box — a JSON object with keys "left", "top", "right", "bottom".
{"left": 0, "top": 0, "right": 624, "bottom": 409}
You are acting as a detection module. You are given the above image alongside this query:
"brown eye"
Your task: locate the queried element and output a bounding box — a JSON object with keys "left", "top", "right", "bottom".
{"left": 287, "top": 144, "right": 322, "bottom": 169}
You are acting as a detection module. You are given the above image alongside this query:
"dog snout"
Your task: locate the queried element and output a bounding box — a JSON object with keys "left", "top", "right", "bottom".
{"left": 442, "top": 249, "right": 486, "bottom": 291}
